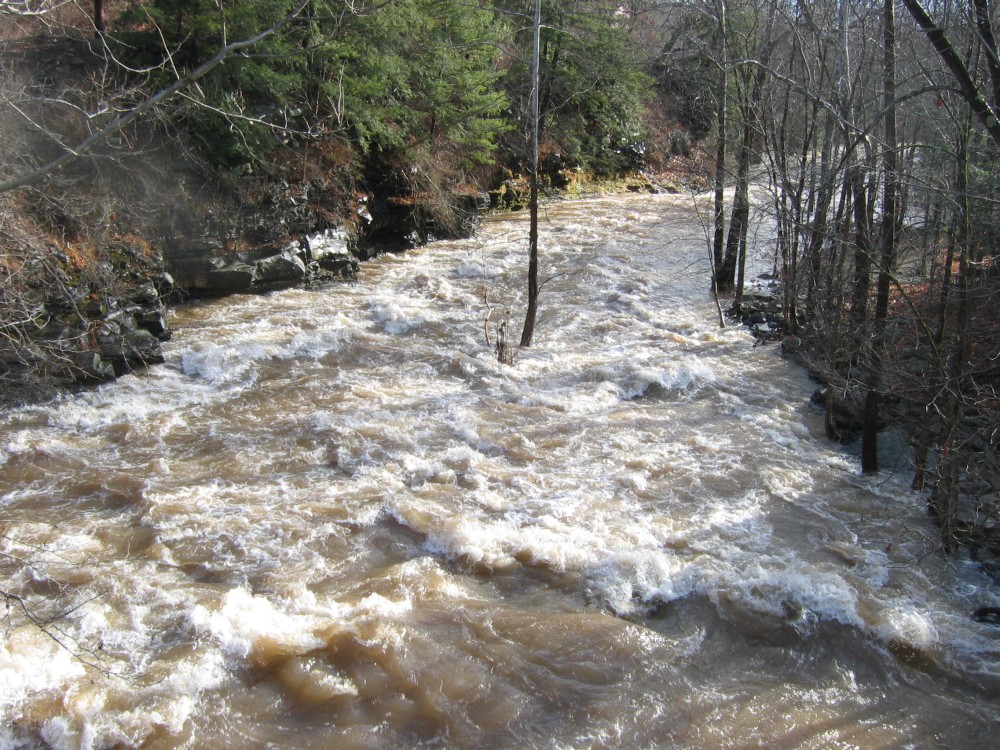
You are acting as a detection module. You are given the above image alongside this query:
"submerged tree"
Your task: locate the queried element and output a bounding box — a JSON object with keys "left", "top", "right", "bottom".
{"left": 519, "top": 0, "right": 542, "bottom": 347}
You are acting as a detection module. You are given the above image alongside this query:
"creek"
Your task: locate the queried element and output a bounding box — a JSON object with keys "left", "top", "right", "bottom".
{"left": 1, "top": 193, "right": 998, "bottom": 749}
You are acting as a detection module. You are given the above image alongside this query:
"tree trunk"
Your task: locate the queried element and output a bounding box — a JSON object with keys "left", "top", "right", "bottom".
{"left": 901, "top": 0, "right": 1000, "bottom": 148}
{"left": 718, "top": 122, "right": 749, "bottom": 295}
{"left": 973, "top": 0, "right": 1000, "bottom": 107}
{"left": 861, "top": 0, "right": 898, "bottom": 474}
{"left": 719, "top": 6, "right": 774, "bottom": 300}
{"left": 848, "top": 163, "right": 872, "bottom": 330}
{"left": 519, "top": 0, "right": 542, "bottom": 348}
{"left": 712, "top": 0, "right": 728, "bottom": 287}
{"left": 520, "top": 175, "right": 539, "bottom": 347}
{"left": 929, "top": 125, "right": 972, "bottom": 550}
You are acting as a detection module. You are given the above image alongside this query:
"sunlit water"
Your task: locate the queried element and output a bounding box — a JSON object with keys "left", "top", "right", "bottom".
{"left": 2, "top": 194, "right": 998, "bottom": 749}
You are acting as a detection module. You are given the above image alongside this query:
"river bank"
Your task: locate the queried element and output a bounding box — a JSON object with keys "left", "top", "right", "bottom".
{"left": 0, "top": 169, "right": 699, "bottom": 409}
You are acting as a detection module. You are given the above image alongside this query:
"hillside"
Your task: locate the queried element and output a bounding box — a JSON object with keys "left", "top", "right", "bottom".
{"left": 1, "top": 1, "right": 705, "bottom": 404}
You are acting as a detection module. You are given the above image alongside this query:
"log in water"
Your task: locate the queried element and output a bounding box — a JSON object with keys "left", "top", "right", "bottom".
{"left": 2, "top": 194, "right": 998, "bottom": 749}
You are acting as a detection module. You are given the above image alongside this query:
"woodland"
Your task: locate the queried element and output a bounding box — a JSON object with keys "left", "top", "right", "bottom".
{"left": 1, "top": 0, "right": 999, "bottom": 566}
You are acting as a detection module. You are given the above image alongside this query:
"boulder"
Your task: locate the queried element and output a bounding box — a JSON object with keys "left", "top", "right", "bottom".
{"left": 129, "top": 281, "right": 160, "bottom": 305}
{"left": 781, "top": 336, "right": 802, "bottom": 356}
{"left": 138, "top": 309, "right": 170, "bottom": 338}
{"left": 256, "top": 252, "right": 306, "bottom": 286}
{"left": 99, "top": 328, "right": 165, "bottom": 375}
{"left": 69, "top": 350, "right": 116, "bottom": 383}
{"left": 204, "top": 264, "right": 258, "bottom": 293}
{"left": 152, "top": 271, "right": 175, "bottom": 296}
{"left": 316, "top": 254, "right": 359, "bottom": 280}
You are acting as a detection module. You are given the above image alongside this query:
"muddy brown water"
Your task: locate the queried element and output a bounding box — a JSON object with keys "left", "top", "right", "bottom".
{"left": 2, "top": 194, "right": 998, "bottom": 749}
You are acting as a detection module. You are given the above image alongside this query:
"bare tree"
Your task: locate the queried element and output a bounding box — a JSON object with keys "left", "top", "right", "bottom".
{"left": 860, "top": 0, "right": 899, "bottom": 474}
{"left": 519, "top": 0, "right": 542, "bottom": 348}
{"left": 901, "top": 0, "right": 1000, "bottom": 148}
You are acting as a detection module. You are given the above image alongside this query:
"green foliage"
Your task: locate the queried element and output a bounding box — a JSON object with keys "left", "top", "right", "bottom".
{"left": 329, "top": 0, "right": 510, "bottom": 166}
{"left": 494, "top": 0, "right": 653, "bottom": 176}
{"left": 115, "top": 0, "right": 653, "bottom": 185}
{"left": 120, "top": 0, "right": 510, "bottom": 172}
{"left": 118, "top": 0, "right": 309, "bottom": 165}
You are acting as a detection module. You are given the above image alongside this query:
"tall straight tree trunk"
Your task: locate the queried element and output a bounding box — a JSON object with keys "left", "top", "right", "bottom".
{"left": 861, "top": 0, "right": 898, "bottom": 474}
{"left": 786, "top": 97, "right": 818, "bottom": 331}
{"left": 929, "top": 124, "right": 972, "bottom": 550}
{"left": 805, "top": 0, "right": 851, "bottom": 324}
{"left": 718, "top": 116, "right": 751, "bottom": 294}
{"left": 848, "top": 163, "right": 872, "bottom": 330}
{"left": 519, "top": 0, "right": 542, "bottom": 348}
{"left": 712, "top": 0, "right": 728, "bottom": 289}
{"left": 718, "top": 4, "right": 775, "bottom": 299}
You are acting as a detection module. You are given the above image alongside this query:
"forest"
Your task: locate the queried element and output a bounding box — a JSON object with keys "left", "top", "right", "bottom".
{"left": 1, "top": 0, "right": 999, "bottom": 568}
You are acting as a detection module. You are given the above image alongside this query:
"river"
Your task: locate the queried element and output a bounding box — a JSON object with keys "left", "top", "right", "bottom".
{"left": 1, "top": 193, "right": 998, "bottom": 749}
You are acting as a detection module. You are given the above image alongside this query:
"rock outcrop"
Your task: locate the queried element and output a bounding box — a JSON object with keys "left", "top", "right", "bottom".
{"left": 18, "top": 275, "right": 176, "bottom": 389}
{"left": 165, "top": 229, "right": 359, "bottom": 296}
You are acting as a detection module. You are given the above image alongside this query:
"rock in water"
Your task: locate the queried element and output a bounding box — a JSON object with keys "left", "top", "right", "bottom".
{"left": 256, "top": 253, "right": 306, "bottom": 286}
{"left": 204, "top": 264, "right": 258, "bottom": 293}
{"left": 973, "top": 606, "right": 1000, "bottom": 625}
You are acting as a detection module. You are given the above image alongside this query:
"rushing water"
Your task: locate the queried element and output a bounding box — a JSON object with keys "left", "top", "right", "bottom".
{"left": 1, "top": 193, "right": 998, "bottom": 749}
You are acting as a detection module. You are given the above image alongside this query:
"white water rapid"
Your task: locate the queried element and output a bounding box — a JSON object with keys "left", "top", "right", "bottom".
{"left": 1, "top": 193, "right": 998, "bottom": 749}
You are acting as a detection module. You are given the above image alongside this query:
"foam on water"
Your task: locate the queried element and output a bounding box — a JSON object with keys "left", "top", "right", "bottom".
{"left": 190, "top": 588, "right": 330, "bottom": 664}
{"left": 1, "top": 192, "right": 998, "bottom": 748}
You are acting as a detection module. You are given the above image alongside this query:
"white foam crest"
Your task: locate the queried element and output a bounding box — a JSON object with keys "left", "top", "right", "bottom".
{"left": 30, "top": 649, "right": 227, "bottom": 750}
{"left": 388, "top": 556, "right": 490, "bottom": 604}
{"left": 281, "top": 317, "right": 355, "bottom": 360}
{"left": 870, "top": 607, "right": 939, "bottom": 650}
{"left": 410, "top": 274, "right": 474, "bottom": 306}
{"left": 35, "top": 370, "right": 212, "bottom": 435}
{"left": 0, "top": 627, "right": 88, "bottom": 721}
{"left": 447, "top": 410, "right": 499, "bottom": 455}
{"left": 455, "top": 257, "right": 503, "bottom": 278}
{"left": 188, "top": 583, "right": 429, "bottom": 674}
{"left": 701, "top": 490, "right": 770, "bottom": 542}
{"left": 0, "top": 428, "right": 66, "bottom": 466}
{"left": 719, "top": 559, "right": 864, "bottom": 628}
{"left": 589, "top": 549, "right": 703, "bottom": 615}
{"left": 189, "top": 587, "right": 330, "bottom": 662}
{"left": 0, "top": 725, "right": 37, "bottom": 750}
{"left": 175, "top": 311, "right": 354, "bottom": 383}
{"left": 421, "top": 511, "right": 609, "bottom": 573}
{"left": 179, "top": 340, "right": 267, "bottom": 383}
{"left": 368, "top": 297, "right": 441, "bottom": 335}
{"left": 513, "top": 380, "right": 621, "bottom": 415}
{"left": 604, "top": 356, "right": 718, "bottom": 400}
{"left": 402, "top": 454, "right": 459, "bottom": 489}
{"left": 401, "top": 476, "right": 878, "bottom": 629}
{"left": 761, "top": 466, "right": 815, "bottom": 503}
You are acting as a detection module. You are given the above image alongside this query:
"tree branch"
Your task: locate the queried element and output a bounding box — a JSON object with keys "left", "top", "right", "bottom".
{"left": 901, "top": 0, "right": 1000, "bottom": 148}
{"left": 0, "top": 0, "right": 311, "bottom": 194}
{"left": 0, "top": 0, "right": 72, "bottom": 16}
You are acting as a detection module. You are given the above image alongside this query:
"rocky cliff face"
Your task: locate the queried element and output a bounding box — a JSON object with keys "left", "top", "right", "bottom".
{"left": 165, "top": 231, "right": 359, "bottom": 296}
{"left": 0, "top": 242, "right": 175, "bottom": 405}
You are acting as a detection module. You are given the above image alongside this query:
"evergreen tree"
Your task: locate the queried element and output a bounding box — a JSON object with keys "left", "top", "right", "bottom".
{"left": 494, "top": 0, "right": 652, "bottom": 177}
